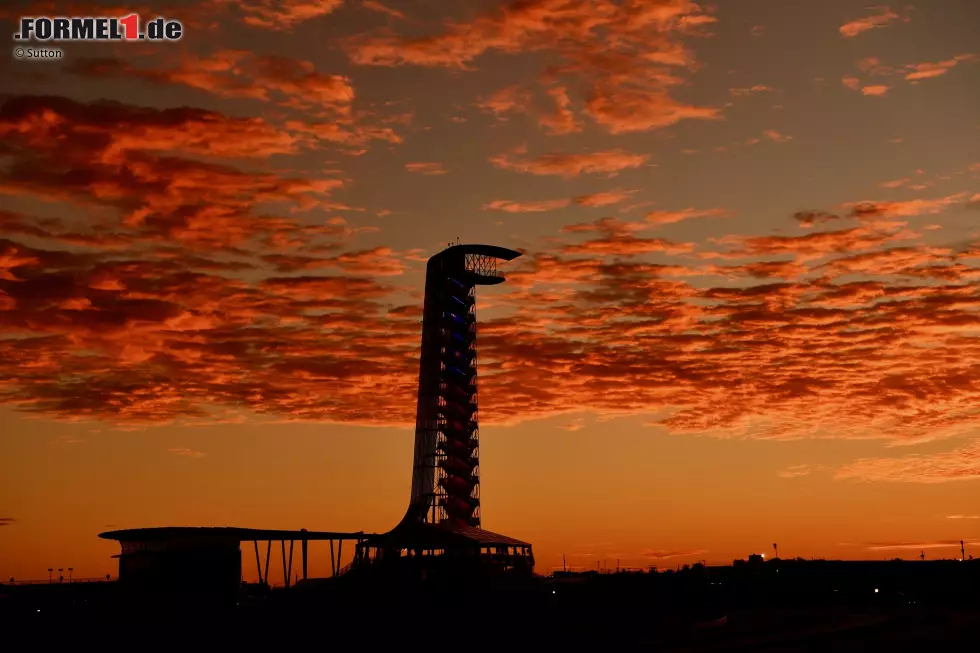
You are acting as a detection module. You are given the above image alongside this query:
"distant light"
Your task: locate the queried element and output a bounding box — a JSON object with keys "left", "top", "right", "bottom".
{"left": 874, "top": 588, "right": 879, "bottom": 593}
{"left": 761, "top": 554, "right": 765, "bottom": 559}
{"left": 552, "top": 590, "right": 556, "bottom": 594}
{"left": 37, "top": 609, "right": 40, "bottom": 612}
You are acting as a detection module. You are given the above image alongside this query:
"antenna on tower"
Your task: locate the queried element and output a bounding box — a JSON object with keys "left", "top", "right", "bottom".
{"left": 962, "top": 540, "right": 966, "bottom": 562}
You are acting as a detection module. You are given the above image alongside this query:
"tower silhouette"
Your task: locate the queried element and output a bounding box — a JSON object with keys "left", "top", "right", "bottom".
{"left": 400, "top": 244, "right": 522, "bottom": 528}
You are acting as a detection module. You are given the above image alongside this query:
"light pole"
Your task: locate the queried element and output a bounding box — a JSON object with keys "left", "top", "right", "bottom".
{"left": 48, "top": 568, "right": 53, "bottom": 584}
{"left": 68, "top": 568, "right": 73, "bottom": 584}
{"left": 58, "top": 568, "right": 63, "bottom": 584}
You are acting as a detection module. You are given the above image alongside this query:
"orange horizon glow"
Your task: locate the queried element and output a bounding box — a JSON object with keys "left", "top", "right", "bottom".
{"left": 1, "top": 0, "right": 979, "bottom": 583}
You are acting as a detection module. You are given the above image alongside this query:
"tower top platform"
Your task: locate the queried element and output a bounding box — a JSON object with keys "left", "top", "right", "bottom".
{"left": 427, "top": 244, "right": 523, "bottom": 285}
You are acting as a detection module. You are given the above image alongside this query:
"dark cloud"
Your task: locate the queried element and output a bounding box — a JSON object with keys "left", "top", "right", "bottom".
{"left": 793, "top": 210, "right": 841, "bottom": 227}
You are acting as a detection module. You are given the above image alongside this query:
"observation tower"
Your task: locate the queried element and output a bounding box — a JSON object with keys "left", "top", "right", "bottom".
{"left": 354, "top": 244, "right": 534, "bottom": 574}
{"left": 403, "top": 243, "right": 521, "bottom": 527}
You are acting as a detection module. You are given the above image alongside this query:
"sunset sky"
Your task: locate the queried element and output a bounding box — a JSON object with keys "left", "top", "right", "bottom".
{"left": 2, "top": 0, "right": 980, "bottom": 582}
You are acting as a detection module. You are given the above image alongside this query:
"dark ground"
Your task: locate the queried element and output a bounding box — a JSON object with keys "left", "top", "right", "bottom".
{"left": 3, "top": 561, "right": 979, "bottom": 650}
{"left": 3, "top": 602, "right": 979, "bottom": 650}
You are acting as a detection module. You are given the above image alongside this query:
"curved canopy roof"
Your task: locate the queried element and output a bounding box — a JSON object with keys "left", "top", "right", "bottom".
{"left": 99, "top": 527, "right": 366, "bottom": 542}
{"left": 429, "top": 244, "right": 523, "bottom": 285}
{"left": 439, "top": 244, "right": 523, "bottom": 261}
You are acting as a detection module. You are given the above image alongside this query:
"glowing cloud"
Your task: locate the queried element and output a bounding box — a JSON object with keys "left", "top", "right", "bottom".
{"left": 836, "top": 440, "right": 980, "bottom": 484}
{"left": 839, "top": 6, "right": 902, "bottom": 38}
{"left": 405, "top": 162, "right": 449, "bottom": 175}
{"left": 489, "top": 148, "right": 649, "bottom": 177}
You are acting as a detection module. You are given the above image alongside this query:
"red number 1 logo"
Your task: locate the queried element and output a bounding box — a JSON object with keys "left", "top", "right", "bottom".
{"left": 120, "top": 14, "right": 139, "bottom": 40}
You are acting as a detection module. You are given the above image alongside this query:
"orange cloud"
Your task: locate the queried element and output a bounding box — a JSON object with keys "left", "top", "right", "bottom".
{"left": 65, "top": 54, "right": 402, "bottom": 153}
{"left": 729, "top": 85, "right": 773, "bottom": 97}
{"left": 0, "top": 95, "right": 301, "bottom": 161}
{"left": 778, "top": 464, "right": 813, "bottom": 478}
{"left": 214, "top": 0, "right": 344, "bottom": 29}
{"left": 346, "top": 0, "right": 711, "bottom": 68}
{"left": 260, "top": 274, "right": 394, "bottom": 300}
{"left": 836, "top": 440, "right": 980, "bottom": 483}
{"left": 763, "top": 130, "right": 793, "bottom": 143}
{"left": 814, "top": 246, "right": 953, "bottom": 278}
{"left": 709, "top": 260, "right": 808, "bottom": 280}
{"left": 67, "top": 51, "right": 355, "bottom": 115}
{"left": 6, "top": 193, "right": 980, "bottom": 449}
{"left": 483, "top": 199, "right": 570, "bottom": 213}
{"left": 573, "top": 190, "right": 637, "bottom": 208}
{"left": 262, "top": 247, "right": 406, "bottom": 276}
{"left": 880, "top": 178, "right": 910, "bottom": 189}
{"left": 362, "top": 0, "right": 404, "bottom": 20}
{"left": 484, "top": 190, "right": 639, "bottom": 213}
{"left": 0, "top": 233, "right": 409, "bottom": 425}
{"left": 839, "top": 6, "right": 902, "bottom": 38}
{"left": 346, "top": 0, "right": 720, "bottom": 134}
{"left": 475, "top": 85, "right": 531, "bottom": 118}
{"left": 283, "top": 119, "right": 403, "bottom": 154}
{"left": 642, "top": 549, "right": 709, "bottom": 560}
{"left": 168, "top": 447, "right": 206, "bottom": 458}
{"left": 539, "top": 86, "right": 583, "bottom": 135}
{"left": 562, "top": 236, "right": 694, "bottom": 257}
{"left": 793, "top": 210, "right": 841, "bottom": 228}
{"left": 585, "top": 86, "right": 721, "bottom": 134}
{"left": 708, "top": 227, "right": 905, "bottom": 261}
{"left": 862, "top": 85, "right": 889, "bottom": 96}
{"left": 857, "top": 56, "right": 894, "bottom": 75}
{"left": 561, "top": 217, "right": 647, "bottom": 237}
{"left": 845, "top": 193, "right": 969, "bottom": 219}
{"left": 489, "top": 147, "right": 649, "bottom": 177}
{"left": 645, "top": 208, "right": 727, "bottom": 226}
{"left": 560, "top": 217, "right": 693, "bottom": 256}
{"left": 0, "top": 97, "right": 348, "bottom": 253}
{"left": 405, "top": 162, "right": 449, "bottom": 175}
{"left": 860, "top": 540, "right": 980, "bottom": 551}
{"left": 904, "top": 54, "right": 979, "bottom": 81}
{"left": 841, "top": 52, "right": 976, "bottom": 92}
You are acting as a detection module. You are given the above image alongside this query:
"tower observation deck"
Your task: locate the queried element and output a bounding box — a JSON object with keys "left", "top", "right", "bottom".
{"left": 402, "top": 244, "right": 522, "bottom": 528}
